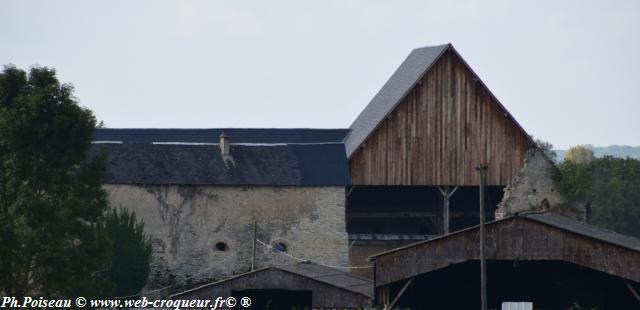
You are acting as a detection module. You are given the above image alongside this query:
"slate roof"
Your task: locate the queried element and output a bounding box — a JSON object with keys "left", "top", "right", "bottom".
{"left": 344, "top": 44, "right": 450, "bottom": 157}
{"left": 171, "top": 262, "right": 373, "bottom": 298}
{"left": 94, "top": 128, "right": 350, "bottom": 144}
{"left": 89, "top": 142, "right": 349, "bottom": 186}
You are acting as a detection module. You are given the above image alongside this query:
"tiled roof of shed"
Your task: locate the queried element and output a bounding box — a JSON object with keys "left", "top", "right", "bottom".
{"left": 171, "top": 262, "right": 373, "bottom": 298}
{"left": 276, "top": 262, "right": 373, "bottom": 297}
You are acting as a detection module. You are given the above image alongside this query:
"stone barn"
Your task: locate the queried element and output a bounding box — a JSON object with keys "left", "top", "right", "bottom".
{"left": 90, "top": 128, "right": 351, "bottom": 289}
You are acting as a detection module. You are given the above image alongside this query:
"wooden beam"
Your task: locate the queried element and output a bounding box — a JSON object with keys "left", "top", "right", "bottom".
{"left": 438, "top": 186, "right": 459, "bottom": 234}
{"left": 377, "top": 286, "right": 390, "bottom": 308}
{"left": 251, "top": 221, "right": 257, "bottom": 271}
{"left": 476, "top": 164, "right": 488, "bottom": 310}
{"left": 386, "top": 277, "right": 414, "bottom": 310}
{"left": 347, "top": 210, "right": 476, "bottom": 219}
{"left": 625, "top": 280, "right": 640, "bottom": 304}
{"left": 346, "top": 185, "right": 356, "bottom": 197}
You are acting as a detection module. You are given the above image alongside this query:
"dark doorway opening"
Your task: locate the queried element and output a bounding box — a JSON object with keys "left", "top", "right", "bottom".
{"left": 231, "top": 289, "right": 312, "bottom": 310}
{"left": 347, "top": 186, "right": 504, "bottom": 235}
{"left": 385, "top": 260, "right": 640, "bottom": 310}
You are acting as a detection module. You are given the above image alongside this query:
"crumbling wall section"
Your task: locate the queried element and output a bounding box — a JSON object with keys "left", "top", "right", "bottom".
{"left": 496, "top": 148, "right": 585, "bottom": 221}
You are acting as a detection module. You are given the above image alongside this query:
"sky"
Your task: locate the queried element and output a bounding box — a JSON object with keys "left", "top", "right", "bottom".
{"left": 1, "top": 0, "right": 638, "bottom": 149}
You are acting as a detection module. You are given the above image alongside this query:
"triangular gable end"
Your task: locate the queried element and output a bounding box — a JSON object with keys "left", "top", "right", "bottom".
{"left": 345, "top": 43, "right": 534, "bottom": 158}
{"left": 346, "top": 44, "right": 536, "bottom": 186}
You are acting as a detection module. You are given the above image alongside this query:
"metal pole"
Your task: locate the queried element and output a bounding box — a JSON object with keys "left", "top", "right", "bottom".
{"left": 251, "top": 221, "right": 257, "bottom": 271}
{"left": 475, "top": 164, "right": 488, "bottom": 310}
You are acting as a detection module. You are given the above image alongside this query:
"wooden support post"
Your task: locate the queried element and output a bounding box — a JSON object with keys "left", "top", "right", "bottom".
{"left": 377, "top": 286, "right": 390, "bottom": 309}
{"left": 251, "top": 221, "right": 257, "bottom": 271}
{"left": 385, "top": 277, "right": 414, "bottom": 310}
{"left": 438, "top": 186, "right": 459, "bottom": 234}
{"left": 475, "top": 164, "right": 488, "bottom": 310}
{"left": 625, "top": 280, "right": 640, "bottom": 303}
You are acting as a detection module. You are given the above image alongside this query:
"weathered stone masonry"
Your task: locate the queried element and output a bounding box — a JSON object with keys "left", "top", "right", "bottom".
{"left": 105, "top": 185, "right": 348, "bottom": 288}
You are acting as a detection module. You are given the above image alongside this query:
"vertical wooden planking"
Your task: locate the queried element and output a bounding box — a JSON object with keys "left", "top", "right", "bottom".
{"left": 349, "top": 50, "right": 530, "bottom": 186}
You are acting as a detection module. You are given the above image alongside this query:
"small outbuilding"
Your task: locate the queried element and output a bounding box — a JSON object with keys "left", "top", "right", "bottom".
{"left": 371, "top": 212, "right": 640, "bottom": 309}
{"left": 171, "top": 262, "right": 373, "bottom": 309}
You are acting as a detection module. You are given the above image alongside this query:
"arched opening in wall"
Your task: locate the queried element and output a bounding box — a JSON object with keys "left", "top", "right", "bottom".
{"left": 215, "top": 242, "right": 229, "bottom": 252}
{"left": 271, "top": 242, "right": 288, "bottom": 253}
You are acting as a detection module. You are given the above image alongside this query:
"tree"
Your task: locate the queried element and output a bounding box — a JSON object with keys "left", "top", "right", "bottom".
{"left": 588, "top": 156, "right": 640, "bottom": 238}
{"left": 0, "top": 65, "right": 112, "bottom": 297}
{"left": 555, "top": 151, "right": 640, "bottom": 238}
{"left": 104, "top": 208, "right": 152, "bottom": 297}
{"left": 565, "top": 145, "right": 595, "bottom": 165}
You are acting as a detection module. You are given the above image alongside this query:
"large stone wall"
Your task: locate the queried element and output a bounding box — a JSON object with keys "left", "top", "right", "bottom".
{"left": 104, "top": 185, "right": 348, "bottom": 291}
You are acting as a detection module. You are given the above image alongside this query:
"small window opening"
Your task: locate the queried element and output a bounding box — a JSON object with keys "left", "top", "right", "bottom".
{"left": 272, "top": 242, "right": 287, "bottom": 253}
{"left": 215, "top": 242, "right": 229, "bottom": 252}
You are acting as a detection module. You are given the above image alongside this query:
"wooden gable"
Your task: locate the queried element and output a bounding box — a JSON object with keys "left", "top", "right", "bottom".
{"left": 348, "top": 45, "right": 533, "bottom": 186}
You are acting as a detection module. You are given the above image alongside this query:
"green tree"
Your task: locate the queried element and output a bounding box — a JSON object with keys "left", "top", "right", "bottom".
{"left": 555, "top": 161, "right": 593, "bottom": 201}
{"left": 589, "top": 156, "right": 640, "bottom": 238}
{"left": 104, "top": 208, "right": 152, "bottom": 297}
{"left": 555, "top": 151, "right": 640, "bottom": 238}
{"left": 0, "top": 65, "right": 112, "bottom": 297}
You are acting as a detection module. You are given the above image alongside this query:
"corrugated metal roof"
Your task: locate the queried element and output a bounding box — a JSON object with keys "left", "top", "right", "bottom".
{"left": 88, "top": 142, "right": 349, "bottom": 186}
{"left": 344, "top": 44, "right": 450, "bottom": 157}
{"left": 94, "top": 128, "right": 350, "bottom": 144}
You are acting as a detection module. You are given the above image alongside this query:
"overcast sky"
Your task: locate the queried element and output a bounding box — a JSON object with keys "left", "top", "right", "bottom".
{"left": 1, "top": 1, "right": 638, "bottom": 149}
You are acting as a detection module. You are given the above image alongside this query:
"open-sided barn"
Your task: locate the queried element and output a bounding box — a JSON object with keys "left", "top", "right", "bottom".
{"left": 371, "top": 212, "right": 640, "bottom": 309}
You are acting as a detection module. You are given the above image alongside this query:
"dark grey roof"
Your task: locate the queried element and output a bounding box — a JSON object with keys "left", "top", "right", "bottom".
{"left": 94, "top": 128, "right": 350, "bottom": 144}
{"left": 523, "top": 212, "right": 640, "bottom": 252}
{"left": 89, "top": 142, "right": 349, "bottom": 186}
{"left": 344, "top": 44, "right": 450, "bottom": 157}
{"left": 370, "top": 212, "right": 640, "bottom": 258}
{"left": 276, "top": 262, "right": 373, "bottom": 297}
{"left": 171, "top": 262, "right": 373, "bottom": 298}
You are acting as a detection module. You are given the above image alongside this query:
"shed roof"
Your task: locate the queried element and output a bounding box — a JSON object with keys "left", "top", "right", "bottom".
{"left": 171, "top": 262, "right": 373, "bottom": 298}
{"left": 89, "top": 142, "right": 349, "bottom": 186}
{"left": 371, "top": 212, "right": 640, "bottom": 259}
{"left": 94, "top": 128, "right": 350, "bottom": 144}
{"left": 370, "top": 212, "right": 640, "bottom": 286}
{"left": 523, "top": 212, "right": 640, "bottom": 252}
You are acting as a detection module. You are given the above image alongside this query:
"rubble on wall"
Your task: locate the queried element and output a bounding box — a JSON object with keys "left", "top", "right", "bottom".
{"left": 496, "top": 148, "right": 586, "bottom": 221}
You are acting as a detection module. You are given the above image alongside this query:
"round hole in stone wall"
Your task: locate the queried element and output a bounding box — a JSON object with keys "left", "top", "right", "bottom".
{"left": 215, "top": 242, "right": 229, "bottom": 252}
{"left": 272, "top": 242, "right": 288, "bottom": 253}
